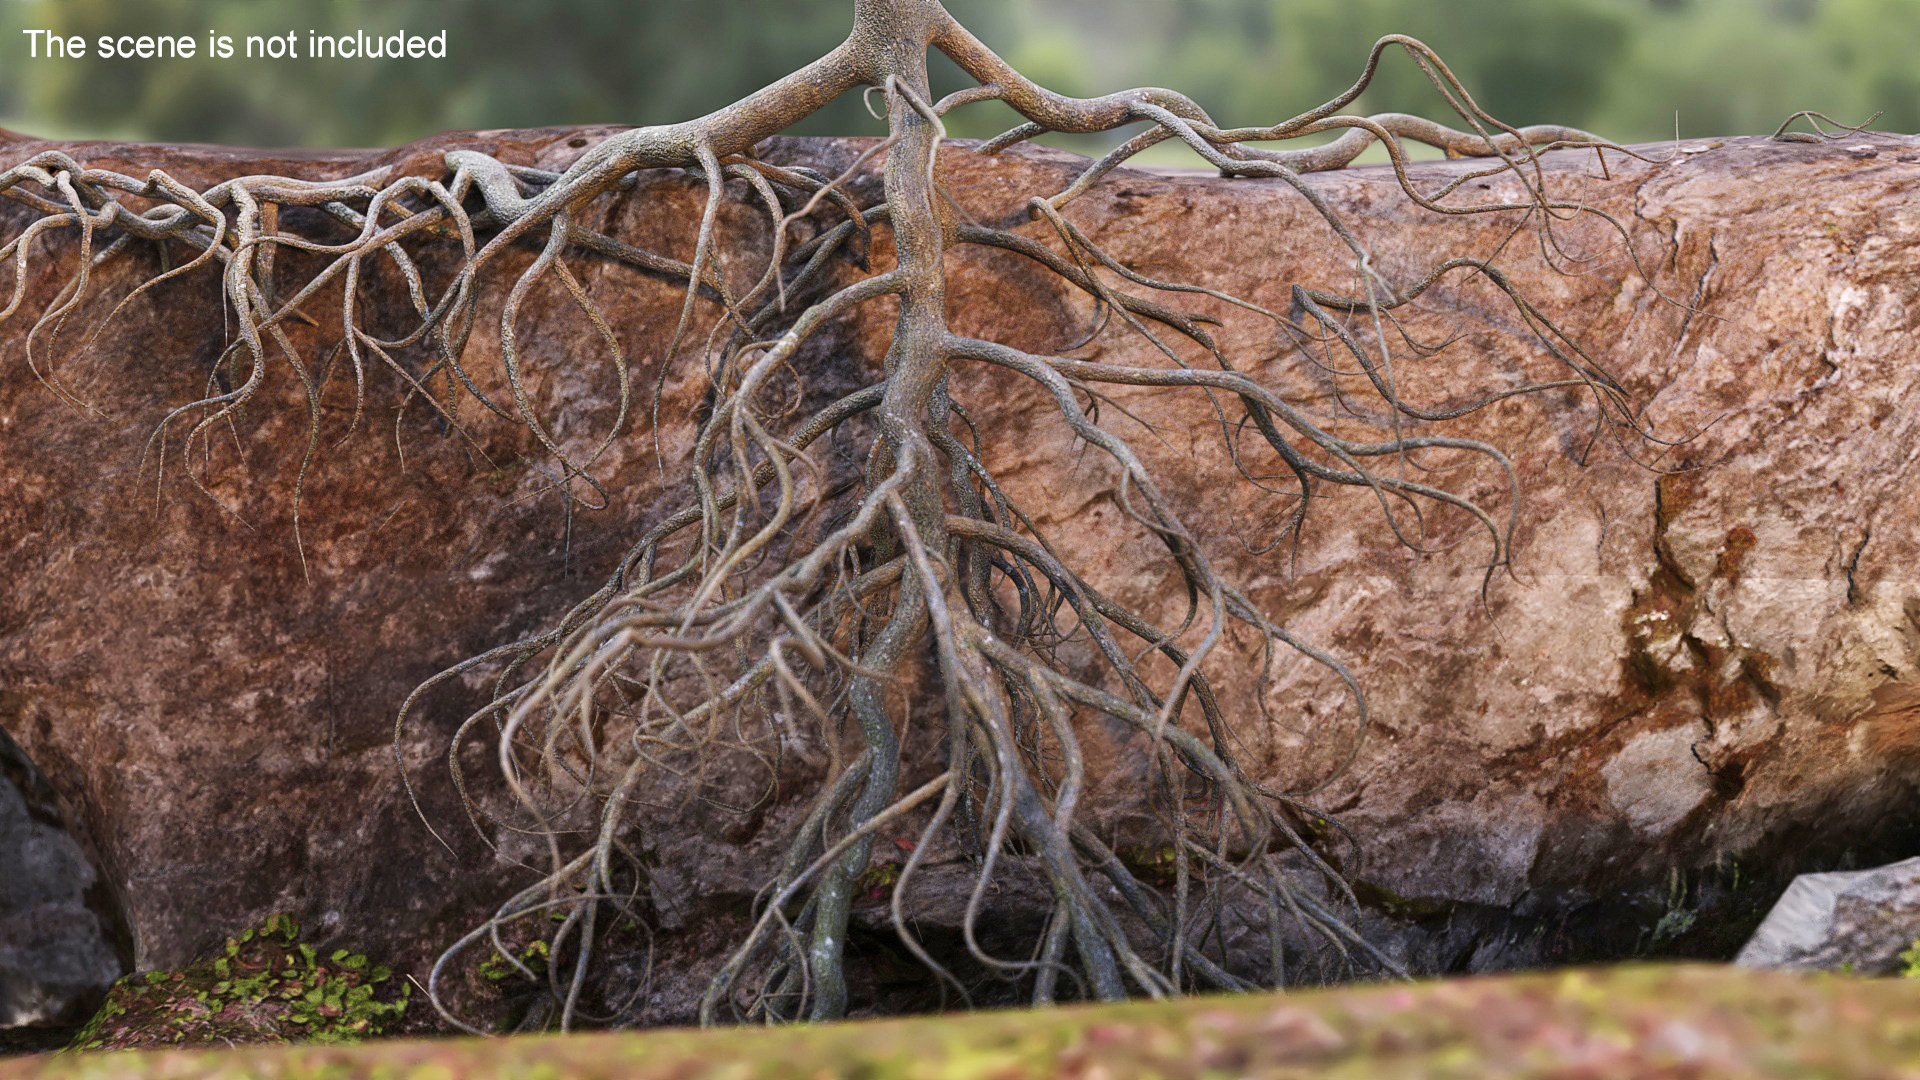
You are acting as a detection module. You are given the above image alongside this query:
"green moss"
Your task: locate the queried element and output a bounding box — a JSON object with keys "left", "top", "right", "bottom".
{"left": 63, "top": 914, "right": 408, "bottom": 1054}
{"left": 20, "top": 966, "right": 1920, "bottom": 1080}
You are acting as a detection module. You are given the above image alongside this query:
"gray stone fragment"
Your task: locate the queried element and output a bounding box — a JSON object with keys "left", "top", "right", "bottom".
{"left": 1735, "top": 857, "right": 1920, "bottom": 975}
{"left": 0, "top": 730, "right": 124, "bottom": 1029}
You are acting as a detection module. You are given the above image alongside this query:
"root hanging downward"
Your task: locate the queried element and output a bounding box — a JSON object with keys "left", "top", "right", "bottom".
{"left": 0, "top": 0, "right": 1684, "bottom": 1031}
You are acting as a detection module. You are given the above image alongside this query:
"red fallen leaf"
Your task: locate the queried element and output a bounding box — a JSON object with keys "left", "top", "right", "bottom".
{"left": 892, "top": 837, "right": 915, "bottom": 853}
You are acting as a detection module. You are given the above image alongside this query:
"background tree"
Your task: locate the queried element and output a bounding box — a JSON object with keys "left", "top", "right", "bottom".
{"left": 1, "top": 0, "right": 1906, "bottom": 148}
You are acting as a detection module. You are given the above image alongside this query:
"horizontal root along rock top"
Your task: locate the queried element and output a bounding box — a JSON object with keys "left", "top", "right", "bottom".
{"left": 0, "top": 126, "right": 1916, "bottom": 1022}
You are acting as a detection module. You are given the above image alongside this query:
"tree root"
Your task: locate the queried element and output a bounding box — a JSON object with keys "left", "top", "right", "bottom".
{"left": 0, "top": 0, "right": 1675, "bottom": 1031}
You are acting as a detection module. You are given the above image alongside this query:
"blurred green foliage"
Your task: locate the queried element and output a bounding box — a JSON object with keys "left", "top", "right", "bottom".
{"left": 0, "top": 0, "right": 1910, "bottom": 147}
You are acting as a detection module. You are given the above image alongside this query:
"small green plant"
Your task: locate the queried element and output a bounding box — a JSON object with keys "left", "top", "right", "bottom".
{"left": 66, "top": 914, "right": 408, "bottom": 1052}
{"left": 1650, "top": 906, "right": 1698, "bottom": 944}
{"left": 1649, "top": 867, "right": 1699, "bottom": 946}
{"left": 854, "top": 861, "right": 902, "bottom": 903}
{"left": 1899, "top": 940, "right": 1920, "bottom": 978}
{"left": 479, "top": 939, "right": 552, "bottom": 984}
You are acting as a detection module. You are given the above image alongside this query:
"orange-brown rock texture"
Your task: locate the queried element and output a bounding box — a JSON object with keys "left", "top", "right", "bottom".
{"left": 1, "top": 126, "right": 1917, "bottom": 1021}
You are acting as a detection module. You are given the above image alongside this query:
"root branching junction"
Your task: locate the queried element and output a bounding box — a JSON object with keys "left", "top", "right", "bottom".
{"left": 1, "top": 0, "right": 1679, "bottom": 1031}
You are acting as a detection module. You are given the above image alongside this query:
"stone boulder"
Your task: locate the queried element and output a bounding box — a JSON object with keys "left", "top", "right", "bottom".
{"left": 2, "top": 125, "right": 1918, "bottom": 1022}
{"left": 0, "top": 729, "right": 125, "bottom": 1028}
{"left": 1737, "top": 856, "right": 1920, "bottom": 974}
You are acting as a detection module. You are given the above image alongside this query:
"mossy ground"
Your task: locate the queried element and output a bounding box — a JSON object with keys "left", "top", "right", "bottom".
{"left": 5, "top": 965, "right": 1918, "bottom": 1079}
{"left": 60, "top": 915, "right": 408, "bottom": 1053}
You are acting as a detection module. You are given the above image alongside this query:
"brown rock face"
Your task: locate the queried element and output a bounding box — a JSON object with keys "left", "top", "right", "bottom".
{"left": 1, "top": 126, "right": 1916, "bottom": 1019}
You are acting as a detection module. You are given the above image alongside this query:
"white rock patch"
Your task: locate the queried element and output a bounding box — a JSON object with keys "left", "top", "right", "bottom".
{"left": 1602, "top": 724, "right": 1713, "bottom": 835}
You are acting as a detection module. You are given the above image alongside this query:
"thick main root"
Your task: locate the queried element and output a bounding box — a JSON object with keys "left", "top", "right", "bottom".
{"left": 1, "top": 0, "right": 1669, "bottom": 1031}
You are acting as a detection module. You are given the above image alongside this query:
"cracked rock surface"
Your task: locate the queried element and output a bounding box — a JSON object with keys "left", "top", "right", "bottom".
{"left": 0, "top": 126, "right": 1916, "bottom": 1016}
